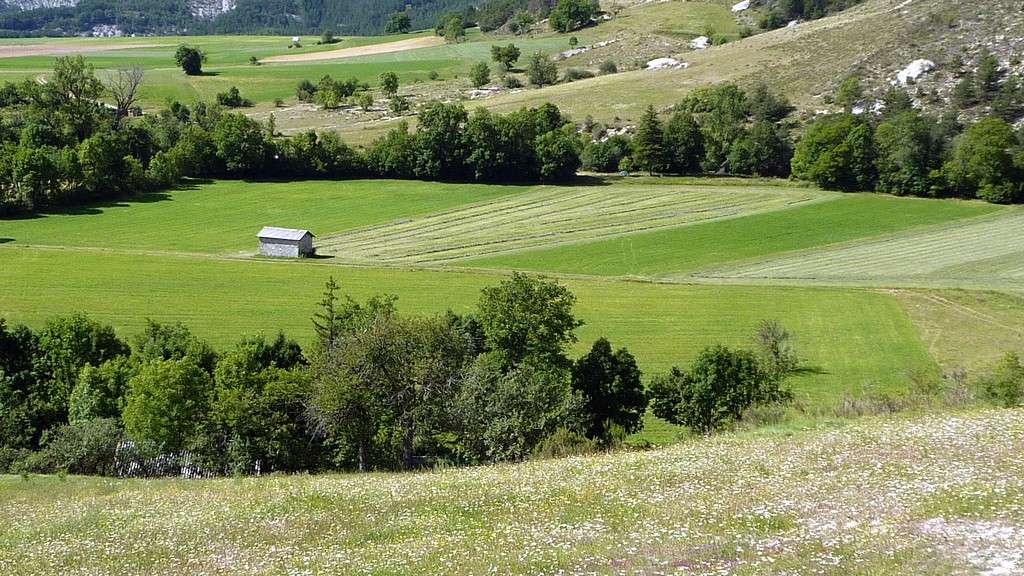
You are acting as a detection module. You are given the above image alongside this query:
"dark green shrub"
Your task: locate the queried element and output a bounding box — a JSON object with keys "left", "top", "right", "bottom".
{"left": 649, "top": 345, "right": 790, "bottom": 434}
{"left": 38, "top": 418, "right": 123, "bottom": 475}
{"left": 564, "top": 68, "right": 595, "bottom": 82}
{"left": 982, "top": 352, "right": 1024, "bottom": 407}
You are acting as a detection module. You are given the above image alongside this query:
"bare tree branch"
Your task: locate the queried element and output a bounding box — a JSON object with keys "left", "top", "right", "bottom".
{"left": 107, "top": 65, "right": 144, "bottom": 126}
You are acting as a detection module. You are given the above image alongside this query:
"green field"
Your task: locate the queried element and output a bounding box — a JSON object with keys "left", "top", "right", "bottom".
{"left": 703, "top": 209, "right": 1024, "bottom": 289}
{"left": 3, "top": 408, "right": 1021, "bottom": 574}
{"left": 2, "top": 176, "right": 1011, "bottom": 412}
{"left": 0, "top": 33, "right": 459, "bottom": 107}
{"left": 0, "top": 246, "right": 935, "bottom": 407}
{"left": 0, "top": 23, "right": 610, "bottom": 109}
{"left": 462, "top": 193, "right": 1000, "bottom": 278}
{"left": 317, "top": 179, "right": 825, "bottom": 263}
{"left": 0, "top": 179, "right": 527, "bottom": 253}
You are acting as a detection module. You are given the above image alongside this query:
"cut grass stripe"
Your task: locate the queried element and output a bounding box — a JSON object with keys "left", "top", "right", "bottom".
{"left": 461, "top": 194, "right": 1000, "bottom": 278}
{"left": 318, "top": 183, "right": 824, "bottom": 263}
{"left": 704, "top": 209, "right": 1024, "bottom": 285}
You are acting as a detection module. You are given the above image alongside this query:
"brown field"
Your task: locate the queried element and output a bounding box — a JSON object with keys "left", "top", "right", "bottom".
{"left": 260, "top": 36, "right": 445, "bottom": 63}
{"left": 0, "top": 42, "right": 157, "bottom": 59}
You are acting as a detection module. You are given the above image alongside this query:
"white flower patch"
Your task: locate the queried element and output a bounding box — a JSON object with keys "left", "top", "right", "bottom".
{"left": 3, "top": 409, "right": 1024, "bottom": 575}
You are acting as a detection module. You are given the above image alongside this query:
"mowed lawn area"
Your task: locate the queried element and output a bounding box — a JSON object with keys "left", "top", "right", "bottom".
{"left": 2, "top": 409, "right": 1022, "bottom": 575}
{"left": 2, "top": 176, "right": 1004, "bottom": 418}
{"left": 463, "top": 193, "right": 1000, "bottom": 278}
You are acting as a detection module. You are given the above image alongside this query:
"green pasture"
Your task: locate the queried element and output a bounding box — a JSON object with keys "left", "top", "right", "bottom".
{"left": 0, "top": 23, "right": 611, "bottom": 108}
{"left": 704, "top": 209, "right": 1024, "bottom": 289}
{"left": 463, "top": 193, "right": 1000, "bottom": 278}
{"left": 0, "top": 179, "right": 529, "bottom": 253}
{"left": 0, "top": 245, "right": 935, "bottom": 408}
{"left": 316, "top": 179, "right": 825, "bottom": 264}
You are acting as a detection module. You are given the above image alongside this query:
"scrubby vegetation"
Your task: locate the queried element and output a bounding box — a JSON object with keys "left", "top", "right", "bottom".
{"left": 0, "top": 272, "right": 809, "bottom": 477}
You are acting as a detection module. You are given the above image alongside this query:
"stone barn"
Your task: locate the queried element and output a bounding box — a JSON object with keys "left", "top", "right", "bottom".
{"left": 257, "top": 227, "right": 315, "bottom": 258}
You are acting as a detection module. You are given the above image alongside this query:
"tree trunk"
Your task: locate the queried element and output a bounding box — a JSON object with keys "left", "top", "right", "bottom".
{"left": 357, "top": 438, "right": 366, "bottom": 472}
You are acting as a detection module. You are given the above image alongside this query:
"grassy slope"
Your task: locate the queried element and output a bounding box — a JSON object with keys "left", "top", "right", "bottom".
{"left": 462, "top": 0, "right": 1016, "bottom": 128}
{"left": 0, "top": 246, "right": 934, "bottom": 406}
{"left": 0, "top": 179, "right": 528, "bottom": 253}
{"left": 895, "top": 289, "right": 1024, "bottom": 372}
{"left": 2, "top": 409, "right": 1022, "bottom": 575}
{"left": 463, "top": 194, "right": 999, "bottom": 278}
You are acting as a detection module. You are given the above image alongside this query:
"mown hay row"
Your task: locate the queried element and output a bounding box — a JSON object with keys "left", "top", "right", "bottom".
{"left": 317, "top": 185, "right": 821, "bottom": 263}
{"left": 702, "top": 210, "right": 1024, "bottom": 283}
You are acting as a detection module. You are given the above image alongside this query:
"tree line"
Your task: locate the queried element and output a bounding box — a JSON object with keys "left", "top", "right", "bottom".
{"left": 588, "top": 79, "right": 1024, "bottom": 204}
{"left": 0, "top": 56, "right": 582, "bottom": 215}
{"left": 0, "top": 272, "right": 803, "bottom": 477}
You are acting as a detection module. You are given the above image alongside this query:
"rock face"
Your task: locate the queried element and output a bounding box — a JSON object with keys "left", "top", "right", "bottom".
{"left": 895, "top": 59, "right": 936, "bottom": 85}
{"left": 690, "top": 36, "right": 709, "bottom": 50}
{"left": 646, "top": 57, "right": 688, "bottom": 70}
{"left": 189, "top": 0, "right": 236, "bottom": 19}
{"left": 732, "top": 0, "right": 750, "bottom": 12}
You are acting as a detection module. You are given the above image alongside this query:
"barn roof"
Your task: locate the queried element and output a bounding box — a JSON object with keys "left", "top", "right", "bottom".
{"left": 257, "top": 227, "right": 314, "bottom": 241}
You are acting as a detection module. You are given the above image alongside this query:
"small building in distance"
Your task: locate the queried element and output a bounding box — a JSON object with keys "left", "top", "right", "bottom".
{"left": 257, "top": 227, "right": 315, "bottom": 258}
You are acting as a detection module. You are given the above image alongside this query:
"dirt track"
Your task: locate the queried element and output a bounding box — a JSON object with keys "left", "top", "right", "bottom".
{"left": 0, "top": 43, "right": 157, "bottom": 59}
{"left": 261, "top": 36, "right": 444, "bottom": 63}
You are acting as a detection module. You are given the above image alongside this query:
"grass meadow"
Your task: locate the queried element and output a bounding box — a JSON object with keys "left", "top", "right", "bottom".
{"left": 0, "top": 246, "right": 935, "bottom": 409}
{"left": 2, "top": 409, "right": 1022, "bottom": 574}
{"left": 0, "top": 0, "right": 744, "bottom": 113}
{"left": 2, "top": 176, "right": 1017, "bottom": 441}
{"left": 703, "top": 209, "right": 1024, "bottom": 288}
{"left": 0, "top": 179, "right": 528, "bottom": 253}
{"left": 463, "top": 192, "right": 1000, "bottom": 277}
{"left": 0, "top": 22, "right": 611, "bottom": 108}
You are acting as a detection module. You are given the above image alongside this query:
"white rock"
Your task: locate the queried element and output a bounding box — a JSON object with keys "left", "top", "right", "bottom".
{"left": 646, "top": 57, "right": 689, "bottom": 70}
{"left": 558, "top": 47, "right": 589, "bottom": 59}
{"left": 895, "top": 59, "right": 935, "bottom": 85}
{"left": 732, "top": 0, "right": 750, "bottom": 12}
{"left": 690, "top": 36, "right": 710, "bottom": 50}
{"left": 787, "top": 19, "right": 800, "bottom": 27}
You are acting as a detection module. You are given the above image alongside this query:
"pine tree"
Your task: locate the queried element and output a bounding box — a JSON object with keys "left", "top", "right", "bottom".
{"left": 632, "top": 106, "right": 667, "bottom": 175}
{"left": 312, "top": 276, "right": 341, "bottom": 349}
{"left": 976, "top": 51, "right": 1002, "bottom": 101}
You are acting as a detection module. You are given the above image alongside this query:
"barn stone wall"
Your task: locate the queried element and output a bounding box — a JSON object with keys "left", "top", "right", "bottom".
{"left": 259, "top": 239, "right": 301, "bottom": 258}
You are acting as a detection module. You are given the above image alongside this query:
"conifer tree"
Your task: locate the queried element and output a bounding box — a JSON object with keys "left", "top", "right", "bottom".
{"left": 632, "top": 105, "right": 667, "bottom": 175}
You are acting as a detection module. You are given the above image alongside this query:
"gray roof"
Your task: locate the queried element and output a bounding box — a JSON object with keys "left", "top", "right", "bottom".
{"left": 257, "top": 227, "right": 314, "bottom": 241}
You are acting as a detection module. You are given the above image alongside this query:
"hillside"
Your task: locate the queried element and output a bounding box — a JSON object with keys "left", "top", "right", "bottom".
{"left": 456, "top": 0, "right": 1024, "bottom": 125}
{"left": 0, "top": 0, "right": 474, "bottom": 35}
{"left": 3, "top": 408, "right": 1022, "bottom": 574}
